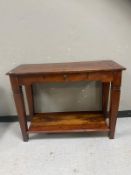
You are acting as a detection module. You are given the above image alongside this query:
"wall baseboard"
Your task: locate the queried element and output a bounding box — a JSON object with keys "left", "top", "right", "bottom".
{"left": 0, "top": 110, "right": 131, "bottom": 122}
{"left": 117, "top": 110, "right": 131, "bottom": 118}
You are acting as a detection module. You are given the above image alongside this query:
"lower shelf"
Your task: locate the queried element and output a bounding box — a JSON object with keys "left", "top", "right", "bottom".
{"left": 28, "top": 111, "right": 109, "bottom": 133}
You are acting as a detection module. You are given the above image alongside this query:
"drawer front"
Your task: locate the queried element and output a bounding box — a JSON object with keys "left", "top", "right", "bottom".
{"left": 18, "top": 72, "right": 113, "bottom": 85}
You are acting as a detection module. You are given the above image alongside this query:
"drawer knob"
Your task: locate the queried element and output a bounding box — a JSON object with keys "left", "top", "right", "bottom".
{"left": 63, "top": 74, "right": 68, "bottom": 80}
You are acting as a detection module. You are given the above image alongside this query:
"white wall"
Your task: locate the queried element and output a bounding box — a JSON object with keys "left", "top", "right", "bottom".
{"left": 0, "top": 0, "right": 130, "bottom": 115}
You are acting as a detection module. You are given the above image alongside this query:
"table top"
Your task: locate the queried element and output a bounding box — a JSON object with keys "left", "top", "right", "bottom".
{"left": 7, "top": 60, "right": 126, "bottom": 75}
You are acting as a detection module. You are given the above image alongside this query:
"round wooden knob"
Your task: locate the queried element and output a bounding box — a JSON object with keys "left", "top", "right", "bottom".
{"left": 63, "top": 74, "right": 68, "bottom": 80}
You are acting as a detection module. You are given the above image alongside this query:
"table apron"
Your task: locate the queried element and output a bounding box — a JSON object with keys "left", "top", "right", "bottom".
{"left": 17, "top": 72, "right": 114, "bottom": 85}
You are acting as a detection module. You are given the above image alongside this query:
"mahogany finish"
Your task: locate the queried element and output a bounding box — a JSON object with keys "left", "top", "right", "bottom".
{"left": 7, "top": 60, "right": 125, "bottom": 75}
{"left": 29, "top": 112, "right": 109, "bottom": 133}
{"left": 7, "top": 60, "right": 126, "bottom": 141}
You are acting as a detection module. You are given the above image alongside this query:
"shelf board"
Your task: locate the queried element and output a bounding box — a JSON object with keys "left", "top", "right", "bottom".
{"left": 28, "top": 111, "right": 109, "bottom": 133}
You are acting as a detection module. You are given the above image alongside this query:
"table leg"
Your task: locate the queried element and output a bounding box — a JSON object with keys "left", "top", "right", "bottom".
{"left": 25, "top": 85, "right": 34, "bottom": 120}
{"left": 109, "top": 72, "right": 121, "bottom": 139}
{"left": 10, "top": 76, "right": 29, "bottom": 141}
{"left": 102, "top": 82, "right": 110, "bottom": 117}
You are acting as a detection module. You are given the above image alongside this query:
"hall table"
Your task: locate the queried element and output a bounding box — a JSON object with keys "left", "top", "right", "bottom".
{"left": 7, "top": 60, "right": 126, "bottom": 141}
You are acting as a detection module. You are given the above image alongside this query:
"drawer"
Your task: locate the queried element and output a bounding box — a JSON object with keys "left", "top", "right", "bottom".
{"left": 18, "top": 72, "right": 113, "bottom": 85}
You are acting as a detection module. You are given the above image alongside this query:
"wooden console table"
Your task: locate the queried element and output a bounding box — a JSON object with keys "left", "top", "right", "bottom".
{"left": 7, "top": 60, "right": 126, "bottom": 141}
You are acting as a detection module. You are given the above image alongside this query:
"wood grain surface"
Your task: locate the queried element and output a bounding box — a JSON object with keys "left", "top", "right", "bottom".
{"left": 29, "top": 111, "right": 109, "bottom": 133}
{"left": 7, "top": 60, "right": 126, "bottom": 75}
